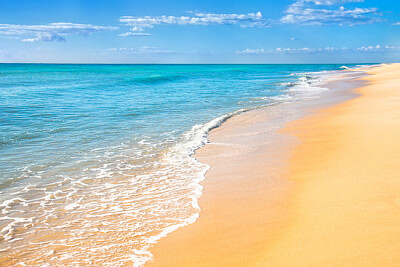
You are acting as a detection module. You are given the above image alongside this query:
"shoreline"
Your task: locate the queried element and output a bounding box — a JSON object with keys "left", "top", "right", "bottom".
{"left": 146, "top": 67, "right": 374, "bottom": 266}
{"left": 0, "top": 65, "right": 369, "bottom": 266}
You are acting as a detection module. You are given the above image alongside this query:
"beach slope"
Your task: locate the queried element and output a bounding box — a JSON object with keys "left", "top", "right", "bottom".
{"left": 147, "top": 63, "right": 400, "bottom": 266}
{"left": 265, "top": 63, "right": 400, "bottom": 266}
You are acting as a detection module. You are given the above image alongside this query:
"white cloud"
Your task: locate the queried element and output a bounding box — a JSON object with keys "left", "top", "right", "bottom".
{"left": 237, "top": 47, "right": 324, "bottom": 54}
{"left": 281, "top": 0, "right": 381, "bottom": 26}
{"left": 118, "top": 32, "right": 153, "bottom": 37}
{"left": 109, "top": 46, "right": 174, "bottom": 54}
{"left": 107, "top": 46, "right": 217, "bottom": 56}
{"left": 237, "top": 45, "right": 400, "bottom": 54}
{"left": 355, "top": 45, "right": 400, "bottom": 52}
{"left": 0, "top": 22, "right": 118, "bottom": 42}
{"left": 277, "top": 47, "right": 315, "bottom": 53}
{"left": 236, "top": 48, "right": 266, "bottom": 54}
{"left": 393, "top": 22, "right": 400, "bottom": 25}
{"left": 22, "top": 32, "right": 66, "bottom": 42}
{"left": 119, "top": 11, "right": 270, "bottom": 36}
{"left": 305, "top": 0, "right": 364, "bottom": 5}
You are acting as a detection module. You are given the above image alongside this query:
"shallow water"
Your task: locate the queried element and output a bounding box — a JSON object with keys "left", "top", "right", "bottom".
{"left": 0, "top": 64, "right": 366, "bottom": 265}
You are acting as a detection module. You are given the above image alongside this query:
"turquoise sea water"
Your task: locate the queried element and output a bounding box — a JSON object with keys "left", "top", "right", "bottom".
{"left": 0, "top": 64, "right": 365, "bottom": 265}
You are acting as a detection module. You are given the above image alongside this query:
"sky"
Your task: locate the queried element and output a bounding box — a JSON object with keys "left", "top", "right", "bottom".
{"left": 0, "top": 0, "right": 399, "bottom": 63}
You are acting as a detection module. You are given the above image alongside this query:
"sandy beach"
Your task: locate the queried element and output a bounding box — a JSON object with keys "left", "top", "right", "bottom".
{"left": 3, "top": 0, "right": 400, "bottom": 265}
{"left": 147, "top": 63, "right": 400, "bottom": 266}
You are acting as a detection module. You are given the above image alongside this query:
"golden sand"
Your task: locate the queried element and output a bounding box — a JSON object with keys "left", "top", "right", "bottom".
{"left": 148, "top": 63, "right": 400, "bottom": 266}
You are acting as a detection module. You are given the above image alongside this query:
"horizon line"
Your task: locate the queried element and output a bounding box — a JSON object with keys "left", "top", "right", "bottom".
{"left": 0, "top": 62, "right": 383, "bottom": 65}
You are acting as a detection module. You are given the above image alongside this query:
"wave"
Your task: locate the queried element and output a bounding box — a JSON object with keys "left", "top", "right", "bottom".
{"left": 278, "top": 74, "right": 327, "bottom": 99}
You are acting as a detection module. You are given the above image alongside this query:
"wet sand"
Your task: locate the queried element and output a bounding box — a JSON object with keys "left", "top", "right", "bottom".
{"left": 146, "top": 65, "right": 397, "bottom": 266}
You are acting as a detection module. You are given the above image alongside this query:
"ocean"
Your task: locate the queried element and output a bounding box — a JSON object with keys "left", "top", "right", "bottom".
{"left": 0, "top": 64, "right": 366, "bottom": 265}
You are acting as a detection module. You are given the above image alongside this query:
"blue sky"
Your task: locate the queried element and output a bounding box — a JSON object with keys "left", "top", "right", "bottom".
{"left": 0, "top": 0, "right": 399, "bottom": 63}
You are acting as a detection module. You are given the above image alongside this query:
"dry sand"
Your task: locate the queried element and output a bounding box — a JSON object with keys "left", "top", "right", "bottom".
{"left": 147, "top": 63, "right": 400, "bottom": 266}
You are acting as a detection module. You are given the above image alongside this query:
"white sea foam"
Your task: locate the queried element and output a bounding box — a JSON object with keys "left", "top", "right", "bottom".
{"left": 0, "top": 198, "right": 27, "bottom": 214}
{"left": 284, "top": 75, "right": 328, "bottom": 100}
